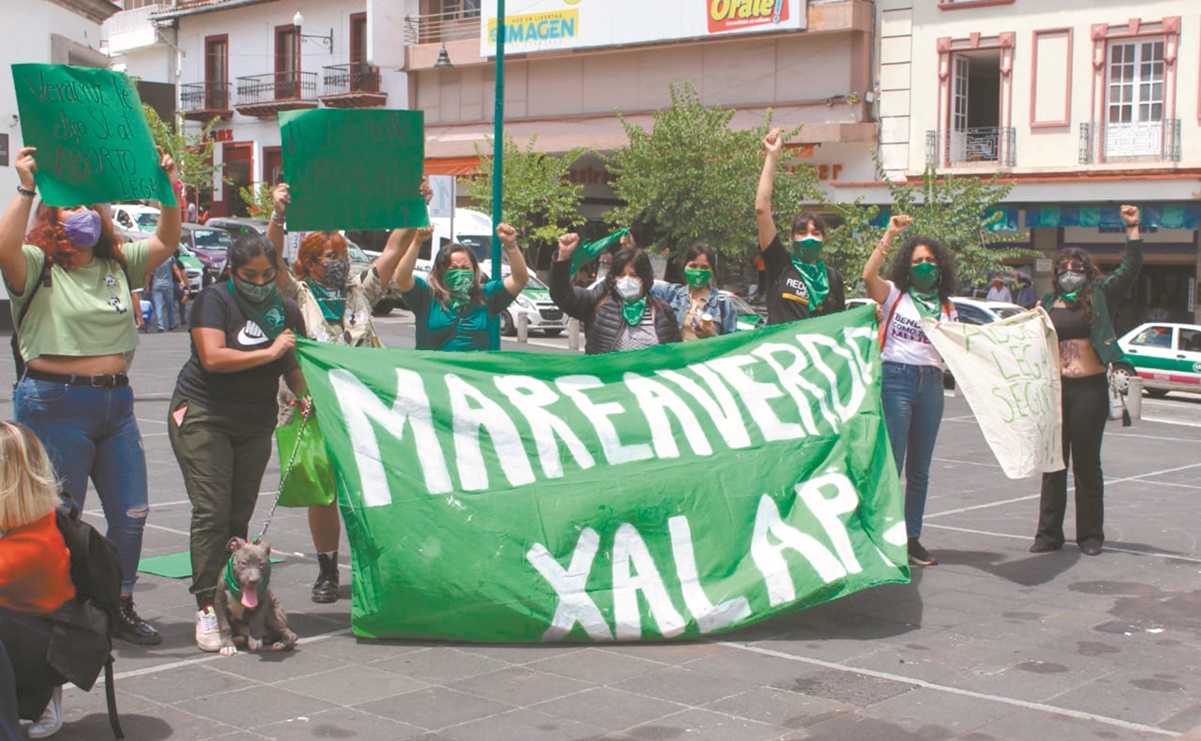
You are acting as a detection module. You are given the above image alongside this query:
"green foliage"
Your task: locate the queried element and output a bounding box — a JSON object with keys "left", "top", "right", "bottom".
{"left": 800, "top": 161, "right": 1035, "bottom": 291}
{"left": 238, "top": 182, "right": 275, "bottom": 219}
{"left": 141, "top": 105, "right": 227, "bottom": 197}
{"left": 604, "top": 82, "right": 815, "bottom": 261}
{"left": 467, "top": 132, "right": 587, "bottom": 251}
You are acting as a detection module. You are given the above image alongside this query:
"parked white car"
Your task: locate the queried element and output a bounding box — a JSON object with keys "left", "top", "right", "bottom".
{"left": 111, "top": 204, "right": 160, "bottom": 233}
{"left": 949, "top": 297, "right": 1026, "bottom": 325}
{"left": 1112, "top": 322, "right": 1201, "bottom": 397}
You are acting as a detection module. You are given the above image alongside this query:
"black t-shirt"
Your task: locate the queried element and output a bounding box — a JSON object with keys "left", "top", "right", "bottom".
{"left": 762, "top": 235, "right": 846, "bottom": 324}
{"left": 173, "top": 284, "right": 305, "bottom": 424}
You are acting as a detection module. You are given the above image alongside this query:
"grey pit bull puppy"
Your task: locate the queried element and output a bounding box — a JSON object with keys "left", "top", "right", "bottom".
{"left": 214, "top": 537, "right": 298, "bottom": 657}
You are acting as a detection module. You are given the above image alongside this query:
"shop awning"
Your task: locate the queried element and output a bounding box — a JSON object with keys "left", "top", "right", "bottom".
{"left": 424, "top": 156, "right": 481, "bottom": 177}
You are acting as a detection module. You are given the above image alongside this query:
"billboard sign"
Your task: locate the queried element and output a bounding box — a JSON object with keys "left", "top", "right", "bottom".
{"left": 481, "top": 0, "right": 805, "bottom": 57}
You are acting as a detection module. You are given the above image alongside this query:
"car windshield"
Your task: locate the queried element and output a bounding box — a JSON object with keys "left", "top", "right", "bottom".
{"left": 347, "top": 244, "right": 368, "bottom": 262}
{"left": 525, "top": 273, "right": 548, "bottom": 290}
{"left": 135, "top": 213, "right": 159, "bottom": 229}
{"left": 191, "top": 229, "right": 232, "bottom": 250}
{"left": 728, "top": 294, "right": 758, "bottom": 316}
{"left": 993, "top": 306, "right": 1024, "bottom": 319}
{"left": 457, "top": 235, "right": 492, "bottom": 263}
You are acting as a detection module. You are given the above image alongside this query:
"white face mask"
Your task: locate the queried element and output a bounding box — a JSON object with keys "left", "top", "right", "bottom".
{"left": 615, "top": 276, "right": 643, "bottom": 302}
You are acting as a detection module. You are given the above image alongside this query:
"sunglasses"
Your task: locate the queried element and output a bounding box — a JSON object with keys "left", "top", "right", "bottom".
{"left": 1057, "top": 260, "right": 1086, "bottom": 273}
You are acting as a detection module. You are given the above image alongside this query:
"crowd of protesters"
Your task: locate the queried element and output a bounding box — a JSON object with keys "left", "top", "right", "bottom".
{"left": 0, "top": 116, "right": 1144, "bottom": 737}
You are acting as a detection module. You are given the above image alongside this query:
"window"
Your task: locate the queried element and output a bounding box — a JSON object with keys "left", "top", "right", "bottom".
{"left": 275, "top": 26, "right": 300, "bottom": 99}
{"left": 349, "top": 13, "right": 377, "bottom": 93}
{"left": 204, "top": 36, "right": 228, "bottom": 108}
{"left": 1105, "top": 40, "right": 1165, "bottom": 158}
{"left": 1178, "top": 329, "right": 1201, "bottom": 353}
{"left": 442, "top": 0, "right": 480, "bottom": 18}
{"left": 949, "top": 51, "right": 1003, "bottom": 164}
{"left": 1130, "top": 326, "right": 1172, "bottom": 348}
{"left": 954, "top": 304, "right": 991, "bottom": 325}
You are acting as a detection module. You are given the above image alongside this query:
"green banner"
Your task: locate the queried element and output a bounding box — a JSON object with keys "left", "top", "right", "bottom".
{"left": 11, "top": 64, "right": 176, "bottom": 207}
{"left": 296, "top": 305, "right": 908, "bottom": 642}
{"left": 279, "top": 109, "right": 429, "bottom": 231}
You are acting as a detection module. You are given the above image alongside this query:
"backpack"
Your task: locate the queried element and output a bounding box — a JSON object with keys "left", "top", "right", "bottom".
{"left": 9, "top": 259, "right": 51, "bottom": 379}
{"left": 47, "top": 501, "right": 125, "bottom": 739}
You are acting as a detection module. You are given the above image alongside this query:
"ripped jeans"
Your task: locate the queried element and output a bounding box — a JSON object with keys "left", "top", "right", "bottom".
{"left": 14, "top": 377, "right": 149, "bottom": 593}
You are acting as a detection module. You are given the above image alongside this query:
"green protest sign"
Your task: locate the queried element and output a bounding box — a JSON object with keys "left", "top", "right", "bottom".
{"left": 11, "top": 64, "right": 176, "bottom": 207}
{"left": 279, "top": 109, "right": 429, "bottom": 231}
{"left": 295, "top": 305, "right": 908, "bottom": 642}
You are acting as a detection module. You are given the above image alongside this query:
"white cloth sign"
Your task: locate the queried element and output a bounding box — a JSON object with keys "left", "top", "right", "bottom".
{"left": 921, "top": 309, "right": 1064, "bottom": 479}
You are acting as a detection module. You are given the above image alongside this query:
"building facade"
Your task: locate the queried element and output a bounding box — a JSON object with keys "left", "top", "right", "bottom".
{"left": 391, "top": 0, "right": 879, "bottom": 226}
{"left": 151, "top": 0, "right": 409, "bottom": 217}
{"left": 872, "top": 0, "right": 1201, "bottom": 326}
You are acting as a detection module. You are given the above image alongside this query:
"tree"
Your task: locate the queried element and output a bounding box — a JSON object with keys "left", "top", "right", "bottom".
{"left": 799, "top": 159, "right": 1036, "bottom": 289}
{"left": 143, "top": 105, "right": 227, "bottom": 210}
{"left": 238, "top": 182, "right": 274, "bottom": 219}
{"left": 604, "top": 82, "right": 813, "bottom": 263}
{"left": 466, "top": 132, "right": 587, "bottom": 255}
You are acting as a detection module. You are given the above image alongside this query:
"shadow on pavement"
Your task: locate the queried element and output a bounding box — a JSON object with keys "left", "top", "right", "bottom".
{"left": 935, "top": 548, "right": 1080, "bottom": 587}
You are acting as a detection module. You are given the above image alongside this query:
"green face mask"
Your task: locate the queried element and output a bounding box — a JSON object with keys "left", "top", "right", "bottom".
{"left": 683, "top": 268, "right": 712, "bottom": 290}
{"left": 791, "top": 237, "right": 824, "bottom": 263}
{"left": 234, "top": 276, "right": 279, "bottom": 305}
{"left": 909, "top": 261, "right": 940, "bottom": 291}
{"left": 444, "top": 268, "right": 475, "bottom": 299}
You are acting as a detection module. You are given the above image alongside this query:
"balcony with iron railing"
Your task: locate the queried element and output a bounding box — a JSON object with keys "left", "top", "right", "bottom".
{"left": 319, "top": 63, "right": 387, "bottom": 108}
{"left": 1080, "top": 119, "right": 1182, "bottom": 164}
{"left": 179, "top": 81, "right": 232, "bottom": 122}
{"left": 926, "top": 127, "right": 1016, "bottom": 169}
{"left": 403, "top": 9, "right": 481, "bottom": 45}
{"left": 234, "top": 72, "right": 318, "bottom": 118}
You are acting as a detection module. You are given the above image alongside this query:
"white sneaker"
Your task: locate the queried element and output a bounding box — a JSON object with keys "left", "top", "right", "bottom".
{"left": 195, "top": 606, "right": 221, "bottom": 652}
{"left": 28, "top": 685, "right": 63, "bottom": 739}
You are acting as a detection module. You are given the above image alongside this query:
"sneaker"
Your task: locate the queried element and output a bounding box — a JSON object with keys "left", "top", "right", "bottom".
{"left": 907, "top": 538, "right": 939, "bottom": 567}
{"left": 195, "top": 606, "right": 221, "bottom": 652}
{"left": 28, "top": 685, "right": 63, "bottom": 739}
{"left": 116, "top": 596, "right": 162, "bottom": 645}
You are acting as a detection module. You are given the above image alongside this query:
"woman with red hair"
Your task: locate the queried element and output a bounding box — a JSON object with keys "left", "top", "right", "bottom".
{"left": 265, "top": 182, "right": 423, "bottom": 603}
{"left": 0, "top": 146, "right": 182, "bottom": 646}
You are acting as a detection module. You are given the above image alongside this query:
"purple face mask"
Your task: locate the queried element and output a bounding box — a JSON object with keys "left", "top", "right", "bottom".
{"left": 63, "top": 209, "right": 102, "bottom": 248}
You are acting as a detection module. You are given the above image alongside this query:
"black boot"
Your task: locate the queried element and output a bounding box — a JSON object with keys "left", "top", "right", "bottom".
{"left": 312, "top": 551, "right": 339, "bottom": 604}
{"left": 116, "top": 596, "right": 162, "bottom": 645}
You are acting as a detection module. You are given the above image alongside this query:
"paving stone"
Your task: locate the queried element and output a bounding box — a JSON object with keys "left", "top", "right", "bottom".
{"left": 355, "top": 687, "right": 513, "bottom": 731}
{"left": 175, "top": 684, "right": 336, "bottom": 729}
{"left": 611, "top": 666, "right": 753, "bottom": 706}
{"left": 119, "top": 663, "right": 260, "bottom": 705}
{"left": 447, "top": 666, "right": 594, "bottom": 707}
{"left": 525, "top": 647, "right": 666, "bottom": 685}
{"left": 531, "top": 686, "right": 686, "bottom": 731}
{"left": 440, "top": 708, "right": 610, "bottom": 741}
{"left": 281, "top": 664, "right": 429, "bottom": 706}
{"left": 705, "top": 687, "right": 856, "bottom": 729}
{"left": 252, "top": 705, "right": 427, "bottom": 740}
{"left": 625, "top": 708, "right": 788, "bottom": 741}
{"left": 776, "top": 667, "right": 916, "bottom": 708}
{"left": 372, "top": 647, "right": 510, "bottom": 684}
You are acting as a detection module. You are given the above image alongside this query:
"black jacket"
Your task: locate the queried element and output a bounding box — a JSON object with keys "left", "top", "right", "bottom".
{"left": 549, "top": 260, "right": 682, "bottom": 354}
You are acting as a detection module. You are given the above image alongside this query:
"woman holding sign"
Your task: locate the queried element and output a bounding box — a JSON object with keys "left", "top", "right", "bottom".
{"left": 863, "top": 216, "right": 959, "bottom": 567}
{"left": 168, "top": 234, "right": 307, "bottom": 651}
{"left": 393, "top": 223, "right": 529, "bottom": 352}
{"left": 0, "top": 145, "right": 182, "bottom": 645}
{"left": 266, "top": 183, "right": 422, "bottom": 603}
{"left": 755, "top": 128, "right": 846, "bottom": 324}
{"left": 1029, "top": 205, "right": 1142, "bottom": 557}
{"left": 551, "top": 235, "right": 682, "bottom": 353}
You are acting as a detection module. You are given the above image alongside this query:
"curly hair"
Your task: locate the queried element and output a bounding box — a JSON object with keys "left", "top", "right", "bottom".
{"left": 1053, "top": 247, "right": 1101, "bottom": 317}
{"left": 886, "top": 235, "right": 958, "bottom": 300}
{"left": 428, "top": 244, "right": 483, "bottom": 310}
{"left": 292, "top": 231, "right": 348, "bottom": 281}
{"left": 25, "top": 203, "right": 126, "bottom": 273}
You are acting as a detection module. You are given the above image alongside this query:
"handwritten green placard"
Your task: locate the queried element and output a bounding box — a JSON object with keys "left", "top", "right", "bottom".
{"left": 280, "top": 109, "right": 429, "bottom": 231}
{"left": 11, "top": 64, "right": 176, "bottom": 208}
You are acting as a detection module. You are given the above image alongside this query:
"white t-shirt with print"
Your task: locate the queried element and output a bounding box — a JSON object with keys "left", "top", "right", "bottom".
{"left": 880, "top": 281, "right": 957, "bottom": 367}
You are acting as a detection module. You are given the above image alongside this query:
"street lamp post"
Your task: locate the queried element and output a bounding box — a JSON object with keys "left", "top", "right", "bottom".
{"left": 489, "top": 0, "right": 506, "bottom": 350}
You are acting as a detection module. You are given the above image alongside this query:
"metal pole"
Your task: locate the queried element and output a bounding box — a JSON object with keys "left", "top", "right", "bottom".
{"left": 489, "top": 0, "right": 506, "bottom": 350}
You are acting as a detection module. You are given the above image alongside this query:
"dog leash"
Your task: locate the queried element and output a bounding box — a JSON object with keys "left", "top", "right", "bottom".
{"left": 253, "top": 406, "right": 310, "bottom": 543}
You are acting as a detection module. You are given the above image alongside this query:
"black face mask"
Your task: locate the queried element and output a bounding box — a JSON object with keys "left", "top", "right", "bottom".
{"left": 318, "top": 257, "right": 350, "bottom": 289}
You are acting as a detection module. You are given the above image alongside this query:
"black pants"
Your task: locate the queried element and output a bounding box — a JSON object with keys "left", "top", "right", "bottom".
{"left": 1035, "top": 373, "right": 1109, "bottom": 548}
{"left": 0, "top": 606, "right": 61, "bottom": 724}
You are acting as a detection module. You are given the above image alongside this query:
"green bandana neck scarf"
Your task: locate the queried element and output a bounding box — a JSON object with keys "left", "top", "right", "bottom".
{"left": 622, "top": 297, "right": 648, "bottom": 326}
{"left": 791, "top": 259, "right": 830, "bottom": 311}
{"left": 306, "top": 279, "right": 347, "bottom": 323}
{"left": 683, "top": 268, "right": 712, "bottom": 290}
{"left": 1059, "top": 290, "right": 1080, "bottom": 303}
{"left": 908, "top": 288, "right": 941, "bottom": 319}
{"left": 228, "top": 279, "right": 286, "bottom": 340}
{"left": 224, "top": 553, "right": 270, "bottom": 601}
{"left": 571, "top": 229, "right": 630, "bottom": 274}
{"left": 444, "top": 269, "right": 475, "bottom": 312}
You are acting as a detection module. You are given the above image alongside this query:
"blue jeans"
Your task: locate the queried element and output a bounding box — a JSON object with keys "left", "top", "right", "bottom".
{"left": 151, "top": 283, "right": 177, "bottom": 330}
{"left": 14, "top": 378, "right": 149, "bottom": 593}
{"left": 881, "top": 361, "right": 946, "bottom": 539}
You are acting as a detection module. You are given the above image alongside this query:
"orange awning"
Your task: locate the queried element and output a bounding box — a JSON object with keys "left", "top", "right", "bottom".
{"left": 424, "top": 156, "right": 481, "bottom": 176}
